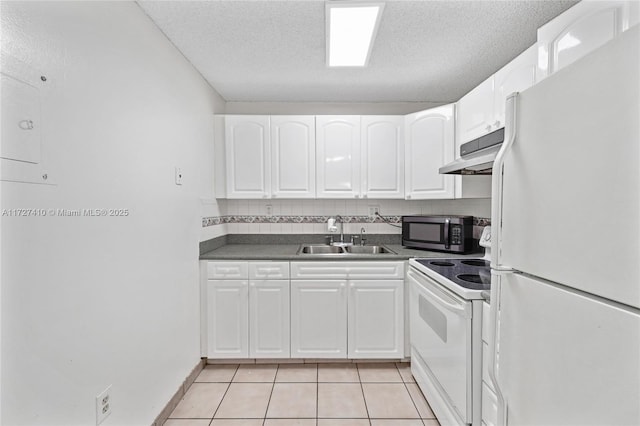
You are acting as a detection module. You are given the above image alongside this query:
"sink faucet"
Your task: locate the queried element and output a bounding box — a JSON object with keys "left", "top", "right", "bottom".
{"left": 360, "top": 227, "right": 366, "bottom": 246}
{"left": 328, "top": 215, "right": 344, "bottom": 244}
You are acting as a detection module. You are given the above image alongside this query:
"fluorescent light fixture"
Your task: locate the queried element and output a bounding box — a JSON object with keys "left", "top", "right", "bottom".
{"left": 326, "top": 2, "right": 384, "bottom": 67}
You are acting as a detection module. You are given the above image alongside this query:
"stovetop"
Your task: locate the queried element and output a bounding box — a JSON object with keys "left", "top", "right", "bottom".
{"left": 413, "top": 258, "right": 491, "bottom": 291}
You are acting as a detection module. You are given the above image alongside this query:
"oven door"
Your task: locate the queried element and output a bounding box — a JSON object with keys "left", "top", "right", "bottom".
{"left": 408, "top": 268, "right": 472, "bottom": 423}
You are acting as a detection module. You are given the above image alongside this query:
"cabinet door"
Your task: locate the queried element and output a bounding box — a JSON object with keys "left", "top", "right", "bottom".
{"left": 537, "top": 0, "right": 639, "bottom": 80}
{"left": 316, "top": 116, "right": 361, "bottom": 198}
{"left": 456, "top": 77, "right": 495, "bottom": 144}
{"left": 249, "top": 280, "right": 290, "bottom": 358}
{"left": 360, "top": 116, "right": 404, "bottom": 199}
{"left": 225, "top": 115, "right": 270, "bottom": 198}
{"left": 290, "top": 280, "right": 347, "bottom": 358}
{"left": 348, "top": 280, "right": 404, "bottom": 359}
{"left": 270, "top": 116, "right": 316, "bottom": 198}
{"left": 493, "top": 44, "right": 538, "bottom": 129}
{"left": 405, "top": 105, "right": 455, "bottom": 200}
{"left": 207, "top": 280, "right": 248, "bottom": 358}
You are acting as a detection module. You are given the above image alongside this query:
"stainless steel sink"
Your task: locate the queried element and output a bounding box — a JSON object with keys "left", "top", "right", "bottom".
{"left": 298, "top": 245, "right": 346, "bottom": 254}
{"left": 344, "top": 245, "right": 395, "bottom": 254}
{"left": 297, "top": 244, "right": 395, "bottom": 255}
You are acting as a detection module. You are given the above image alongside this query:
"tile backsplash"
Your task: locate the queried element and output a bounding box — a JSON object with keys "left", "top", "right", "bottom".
{"left": 203, "top": 198, "right": 491, "bottom": 238}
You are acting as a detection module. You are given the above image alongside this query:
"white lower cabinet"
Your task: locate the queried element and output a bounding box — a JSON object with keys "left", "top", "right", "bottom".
{"left": 205, "top": 260, "right": 405, "bottom": 360}
{"left": 206, "top": 261, "right": 290, "bottom": 358}
{"left": 290, "top": 280, "right": 348, "bottom": 358}
{"left": 207, "top": 279, "right": 249, "bottom": 358}
{"left": 290, "top": 261, "right": 405, "bottom": 359}
{"left": 348, "top": 280, "right": 404, "bottom": 359}
{"left": 249, "top": 279, "right": 290, "bottom": 358}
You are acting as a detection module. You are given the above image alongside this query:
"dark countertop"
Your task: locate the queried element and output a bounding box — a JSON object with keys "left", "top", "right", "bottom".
{"left": 199, "top": 243, "right": 485, "bottom": 261}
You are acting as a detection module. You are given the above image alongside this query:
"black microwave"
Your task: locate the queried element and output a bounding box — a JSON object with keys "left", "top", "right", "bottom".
{"left": 402, "top": 215, "right": 475, "bottom": 253}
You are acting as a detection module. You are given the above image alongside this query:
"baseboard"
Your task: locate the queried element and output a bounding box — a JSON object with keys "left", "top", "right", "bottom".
{"left": 152, "top": 358, "right": 206, "bottom": 426}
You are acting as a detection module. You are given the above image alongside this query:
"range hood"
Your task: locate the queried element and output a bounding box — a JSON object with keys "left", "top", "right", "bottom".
{"left": 439, "top": 127, "right": 504, "bottom": 175}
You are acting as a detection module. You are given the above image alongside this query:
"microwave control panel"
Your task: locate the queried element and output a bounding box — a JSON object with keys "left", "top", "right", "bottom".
{"left": 451, "top": 225, "right": 462, "bottom": 245}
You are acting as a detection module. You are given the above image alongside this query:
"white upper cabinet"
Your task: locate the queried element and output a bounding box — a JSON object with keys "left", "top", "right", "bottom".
{"left": 405, "top": 105, "right": 455, "bottom": 200}
{"left": 224, "top": 115, "right": 271, "bottom": 198}
{"left": 270, "top": 116, "right": 316, "bottom": 198}
{"left": 456, "top": 77, "right": 496, "bottom": 145}
{"left": 537, "top": 0, "right": 639, "bottom": 80}
{"left": 360, "top": 116, "right": 405, "bottom": 199}
{"left": 493, "top": 44, "right": 538, "bottom": 129}
{"left": 316, "top": 116, "right": 362, "bottom": 198}
{"left": 457, "top": 44, "right": 538, "bottom": 147}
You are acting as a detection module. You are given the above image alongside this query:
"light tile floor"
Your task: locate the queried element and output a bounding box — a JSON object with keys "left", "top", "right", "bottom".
{"left": 165, "top": 362, "right": 440, "bottom": 426}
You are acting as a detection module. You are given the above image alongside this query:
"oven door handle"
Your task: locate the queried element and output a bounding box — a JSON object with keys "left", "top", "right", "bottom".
{"left": 408, "top": 270, "right": 471, "bottom": 318}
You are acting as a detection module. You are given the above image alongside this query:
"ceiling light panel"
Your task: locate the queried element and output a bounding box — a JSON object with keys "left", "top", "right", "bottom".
{"left": 327, "top": 2, "right": 384, "bottom": 67}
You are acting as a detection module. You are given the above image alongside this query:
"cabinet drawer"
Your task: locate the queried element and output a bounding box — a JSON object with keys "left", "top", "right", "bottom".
{"left": 207, "top": 261, "right": 249, "bottom": 279}
{"left": 249, "top": 261, "right": 290, "bottom": 279}
{"left": 482, "top": 382, "right": 498, "bottom": 426}
{"left": 482, "top": 341, "right": 496, "bottom": 393}
{"left": 482, "top": 301, "right": 490, "bottom": 343}
{"left": 291, "top": 261, "right": 404, "bottom": 279}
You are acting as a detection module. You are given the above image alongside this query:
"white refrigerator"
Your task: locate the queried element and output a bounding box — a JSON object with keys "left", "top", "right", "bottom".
{"left": 488, "top": 26, "right": 640, "bottom": 426}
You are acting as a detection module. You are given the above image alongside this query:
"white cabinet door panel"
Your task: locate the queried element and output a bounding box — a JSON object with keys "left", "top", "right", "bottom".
{"left": 316, "top": 116, "right": 361, "bottom": 198}
{"left": 493, "top": 44, "right": 538, "bottom": 128}
{"left": 456, "top": 78, "right": 495, "bottom": 144}
{"left": 361, "top": 116, "right": 404, "bottom": 198}
{"left": 290, "top": 280, "right": 347, "bottom": 358}
{"left": 249, "top": 280, "right": 290, "bottom": 358}
{"left": 225, "top": 115, "right": 270, "bottom": 198}
{"left": 271, "top": 116, "right": 315, "bottom": 198}
{"left": 405, "top": 105, "right": 455, "bottom": 199}
{"left": 207, "top": 280, "right": 249, "bottom": 358}
{"left": 537, "top": 0, "right": 639, "bottom": 80}
{"left": 348, "top": 280, "right": 404, "bottom": 358}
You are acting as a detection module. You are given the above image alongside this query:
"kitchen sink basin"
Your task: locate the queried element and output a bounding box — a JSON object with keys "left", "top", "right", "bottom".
{"left": 298, "top": 245, "right": 345, "bottom": 254}
{"left": 297, "top": 244, "right": 395, "bottom": 255}
{"left": 343, "top": 245, "right": 395, "bottom": 254}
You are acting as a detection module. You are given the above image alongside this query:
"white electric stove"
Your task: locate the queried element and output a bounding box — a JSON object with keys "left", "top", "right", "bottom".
{"left": 408, "top": 227, "right": 491, "bottom": 426}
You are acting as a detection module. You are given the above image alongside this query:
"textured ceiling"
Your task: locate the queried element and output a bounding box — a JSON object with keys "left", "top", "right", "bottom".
{"left": 138, "top": 0, "right": 577, "bottom": 103}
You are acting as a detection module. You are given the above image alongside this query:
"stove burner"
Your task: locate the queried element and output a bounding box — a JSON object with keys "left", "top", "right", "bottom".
{"left": 430, "top": 261, "right": 455, "bottom": 267}
{"left": 461, "top": 259, "right": 489, "bottom": 267}
{"left": 457, "top": 274, "right": 483, "bottom": 284}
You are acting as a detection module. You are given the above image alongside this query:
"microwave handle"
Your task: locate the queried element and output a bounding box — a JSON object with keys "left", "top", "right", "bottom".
{"left": 444, "top": 218, "right": 450, "bottom": 249}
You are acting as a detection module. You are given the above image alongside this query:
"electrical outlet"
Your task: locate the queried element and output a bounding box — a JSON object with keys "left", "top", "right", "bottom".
{"left": 266, "top": 204, "right": 273, "bottom": 217}
{"left": 175, "top": 167, "right": 183, "bottom": 185}
{"left": 96, "top": 385, "right": 112, "bottom": 425}
{"left": 368, "top": 205, "right": 380, "bottom": 219}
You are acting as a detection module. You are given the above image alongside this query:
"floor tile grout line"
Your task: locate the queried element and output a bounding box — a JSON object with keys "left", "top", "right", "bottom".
{"left": 207, "top": 364, "right": 238, "bottom": 423}
{"left": 261, "top": 363, "right": 279, "bottom": 425}
{"left": 355, "top": 363, "right": 373, "bottom": 425}
{"left": 398, "top": 363, "right": 428, "bottom": 423}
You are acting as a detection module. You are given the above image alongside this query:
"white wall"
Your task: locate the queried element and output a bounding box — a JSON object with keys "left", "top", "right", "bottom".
{"left": 1, "top": 2, "right": 225, "bottom": 425}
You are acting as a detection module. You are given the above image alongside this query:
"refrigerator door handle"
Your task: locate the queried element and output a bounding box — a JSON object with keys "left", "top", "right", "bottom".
{"left": 491, "top": 93, "right": 518, "bottom": 267}
{"left": 488, "top": 272, "right": 508, "bottom": 426}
